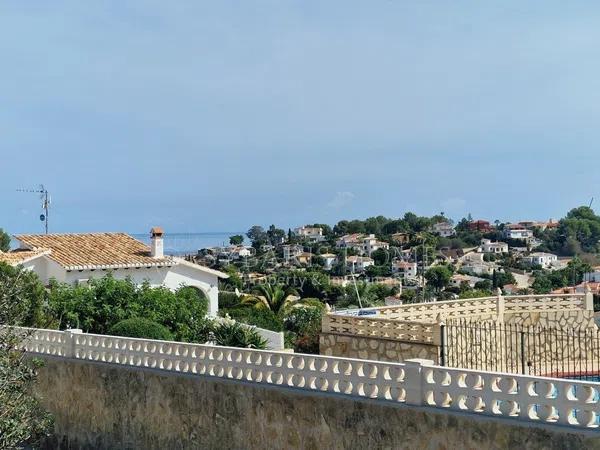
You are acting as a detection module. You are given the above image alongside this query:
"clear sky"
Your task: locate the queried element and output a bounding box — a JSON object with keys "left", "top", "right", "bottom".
{"left": 1, "top": 1, "right": 599, "bottom": 234}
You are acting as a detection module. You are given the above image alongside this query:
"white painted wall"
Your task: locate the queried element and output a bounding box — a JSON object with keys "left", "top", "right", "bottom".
{"left": 24, "top": 256, "right": 220, "bottom": 316}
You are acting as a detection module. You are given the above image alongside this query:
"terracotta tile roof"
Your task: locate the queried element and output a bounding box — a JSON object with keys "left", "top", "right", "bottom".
{"left": 15, "top": 233, "right": 174, "bottom": 270}
{"left": 0, "top": 248, "right": 50, "bottom": 266}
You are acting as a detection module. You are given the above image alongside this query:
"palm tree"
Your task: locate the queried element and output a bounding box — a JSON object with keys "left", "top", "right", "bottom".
{"left": 240, "top": 283, "right": 299, "bottom": 317}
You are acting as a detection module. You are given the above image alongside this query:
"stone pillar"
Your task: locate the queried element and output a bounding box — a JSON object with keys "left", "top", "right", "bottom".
{"left": 496, "top": 288, "right": 504, "bottom": 323}
{"left": 403, "top": 358, "right": 433, "bottom": 406}
{"left": 65, "top": 328, "right": 82, "bottom": 358}
{"left": 584, "top": 283, "right": 594, "bottom": 311}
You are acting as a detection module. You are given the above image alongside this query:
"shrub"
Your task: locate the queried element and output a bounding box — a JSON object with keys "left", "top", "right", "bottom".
{"left": 218, "top": 291, "right": 240, "bottom": 309}
{"left": 220, "top": 306, "right": 283, "bottom": 332}
{"left": 212, "top": 322, "right": 267, "bottom": 349}
{"left": 109, "top": 318, "right": 174, "bottom": 341}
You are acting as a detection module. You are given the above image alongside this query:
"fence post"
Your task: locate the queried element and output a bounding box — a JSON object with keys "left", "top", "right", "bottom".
{"left": 65, "top": 328, "right": 82, "bottom": 358}
{"left": 435, "top": 314, "right": 446, "bottom": 367}
{"left": 520, "top": 330, "right": 526, "bottom": 374}
{"left": 403, "top": 358, "right": 433, "bottom": 406}
{"left": 584, "top": 283, "right": 594, "bottom": 311}
{"left": 496, "top": 288, "right": 504, "bottom": 323}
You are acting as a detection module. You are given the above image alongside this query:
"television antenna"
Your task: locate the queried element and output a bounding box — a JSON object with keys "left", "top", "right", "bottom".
{"left": 17, "top": 185, "right": 50, "bottom": 234}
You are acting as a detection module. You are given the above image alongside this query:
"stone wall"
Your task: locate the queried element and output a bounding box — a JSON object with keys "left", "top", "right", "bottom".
{"left": 319, "top": 332, "right": 439, "bottom": 363}
{"left": 35, "top": 357, "right": 600, "bottom": 450}
{"left": 504, "top": 309, "right": 596, "bottom": 329}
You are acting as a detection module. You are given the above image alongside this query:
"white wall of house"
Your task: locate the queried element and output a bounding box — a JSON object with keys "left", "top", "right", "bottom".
{"left": 23, "top": 256, "right": 221, "bottom": 316}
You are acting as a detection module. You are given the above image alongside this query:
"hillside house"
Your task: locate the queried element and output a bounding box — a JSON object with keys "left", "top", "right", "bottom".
{"left": 346, "top": 256, "right": 374, "bottom": 273}
{"left": 320, "top": 253, "right": 338, "bottom": 270}
{"left": 391, "top": 232, "right": 411, "bottom": 245}
{"left": 522, "top": 252, "right": 558, "bottom": 269}
{"left": 1, "top": 228, "right": 227, "bottom": 316}
{"left": 392, "top": 260, "right": 418, "bottom": 279}
{"left": 294, "top": 226, "right": 325, "bottom": 242}
{"left": 282, "top": 244, "right": 304, "bottom": 262}
{"left": 479, "top": 239, "right": 508, "bottom": 254}
{"left": 503, "top": 225, "right": 534, "bottom": 241}
{"left": 431, "top": 221, "right": 455, "bottom": 237}
{"left": 468, "top": 220, "right": 493, "bottom": 232}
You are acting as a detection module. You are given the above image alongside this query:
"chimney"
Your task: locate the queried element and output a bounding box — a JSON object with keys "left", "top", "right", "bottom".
{"left": 150, "top": 227, "right": 164, "bottom": 258}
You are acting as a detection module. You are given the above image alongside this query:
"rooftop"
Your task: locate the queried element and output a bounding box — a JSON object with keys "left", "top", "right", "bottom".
{"left": 15, "top": 233, "right": 175, "bottom": 270}
{"left": 0, "top": 248, "right": 51, "bottom": 266}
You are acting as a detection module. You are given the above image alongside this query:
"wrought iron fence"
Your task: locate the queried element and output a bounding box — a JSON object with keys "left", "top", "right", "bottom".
{"left": 443, "top": 319, "right": 600, "bottom": 380}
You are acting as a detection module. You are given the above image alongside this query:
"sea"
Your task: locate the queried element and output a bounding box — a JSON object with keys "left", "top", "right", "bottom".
{"left": 132, "top": 232, "right": 244, "bottom": 256}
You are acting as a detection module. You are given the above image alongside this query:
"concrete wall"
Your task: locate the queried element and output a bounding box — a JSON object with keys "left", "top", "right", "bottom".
{"left": 320, "top": 332, "right": 439, "bottom": 364}
{"left": 34, "top": 357, "right": 600, "bottom": 450}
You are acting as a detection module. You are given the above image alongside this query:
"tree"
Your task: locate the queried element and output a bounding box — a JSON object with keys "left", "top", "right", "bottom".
{"left": 246, "top": 225, "right": 267, "bottom": 249}
{"left": 241, "top": 283, "right": 299, "bottom": 317}
{"left": 371, "top": 248, "right": 389, "bottom": 266}
{"left": 0, "top": 228, "right": 10, "bottom": 252}
{"left": 229, "top": 235, "right": 244, "bottom": 246}
{"left": 266, "top": 224, "right": 286, "bottom": 246}
{"left": 0, "top": 263, "right": 52, "bottom": 448}
{"left": 424, "top": 265, "right": 453, "bottom": 292}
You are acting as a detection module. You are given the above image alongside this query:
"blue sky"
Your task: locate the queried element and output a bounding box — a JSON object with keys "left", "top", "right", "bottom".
{"left": 1, "top": 1, "right": 600, "bottom": 234}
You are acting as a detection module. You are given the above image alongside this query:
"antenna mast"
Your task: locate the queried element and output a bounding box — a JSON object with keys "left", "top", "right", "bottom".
{"left": 17, "top": 185, "right": 50, "bottom": 234}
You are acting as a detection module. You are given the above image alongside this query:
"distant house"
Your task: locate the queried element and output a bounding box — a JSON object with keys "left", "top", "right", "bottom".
{"left": 479, "top": 239, "right": 508, "bottom": 254}
{"left": 468, "top": 220, "right": 493, "bottom": 232}
{"left": 294, "top": 226, "right": 325, "bottom": 242}
{"left": 391, "top": 232, "right": 411, "bottom": 245}
{"left": 336, "top": 234, "right": 388, "bottom": 256}
{"left": 296, "top": 252, "right": 312, "bottom": 265}
{"left": 392, "top": 260, "right": 418, "bottom": 279}
{"left": 336, "top": 234, "right": 364, "bottom": 249}
{"left": 282, "top": 244, "right": 304, "bottom": 262}
{"left": 522, "top": 252, "right": 558, "bottom": 269}
{"left": 518, "top": 219, "right": 559, "bottom": 231}
{"left": 438, "top": 247, "right": 464, "bottom": 263}
{"left": 431, "top": 221, "right": 455, "bottom": 238}
{"left": 0, "top": 228, "right": 228, "bottom": 317}
{"left": 503, "top": 225, "right": 534, "bottom": 241}
{"left": 449, "top": 274, "right": 486, "bottom": 289}
{"left": 320, "top": 253, "right": 338, "bottom": 270}
{"left": 346, "top": 256, "right": 374, "bottom": 273}
{"left": 362, "top": 234, "right": 389, "bottom": 256}
{"left": 460, "top": 252, "right": 498, "bottom": 276}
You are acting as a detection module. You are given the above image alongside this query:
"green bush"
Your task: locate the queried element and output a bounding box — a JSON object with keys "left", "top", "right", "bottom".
{"left": 109, "top": 318, "right": 174, "bottom": 341}
{"left": 47, "top": 275, "right": 209, "bottom": 342}
{"left": 220, "top": 306, "right": 283, "bottom": 332}
{"left": 218, "top": 291, "right": 240, "bottom": 309}
{"left": 212, "top": 322, "right": 267, "bottom": 349}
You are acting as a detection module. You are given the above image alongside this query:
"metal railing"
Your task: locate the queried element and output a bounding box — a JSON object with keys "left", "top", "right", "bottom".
{"left": 445, "top": 320, "right": 600, "bottom": 379}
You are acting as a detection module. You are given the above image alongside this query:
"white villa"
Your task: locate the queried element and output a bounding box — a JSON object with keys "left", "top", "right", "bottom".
{"left": 503, "top": 227, "right": 534, "bottom": 240}
{"left": 522, "top": 252, "right": 558, "bottom": 269}
{"left": 460, "top": 252, "right": 498, "bottom": 276}
{"left": 431, "top": 221, "right": 455, "bottom": 238}
{"left": 294, "top": 226, "right": 325, "bottom": 242}
{"left": 346, "top": 256, "right": 374, "bottom": 273}
{"left": 0, "top": 228, "right": 227, "bottom": 316}
{"left": 336, "top": 234, "right": 389, "bottom": 256}
{"left": 392, "top": 260, "right": 418, "bottom": 279}
{"left": 320, "top": 253, "right": 338, "bottom": 270}
{"left": 479, "top": 239, "right": 509, "bottom": 254}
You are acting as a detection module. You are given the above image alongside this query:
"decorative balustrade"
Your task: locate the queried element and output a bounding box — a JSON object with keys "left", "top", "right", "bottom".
{"left": 503, "top": 294, "right": 588, "bottom": 314}
{"left": 334, "top": 293, "right": 590, "bottom": 323}
{"left": 322, "top": 314, "right": 439, "bottom": 345}
{"left": 20, "top": 327, "right": 600, "bottom": 430}
{"left": 422, "top": 365, "right": 600, "bottom": 428}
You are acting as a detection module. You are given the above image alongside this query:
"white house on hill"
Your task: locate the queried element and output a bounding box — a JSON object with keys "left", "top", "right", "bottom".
{"left": 0, "top": 227, "right": 228, "bottom": 317}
